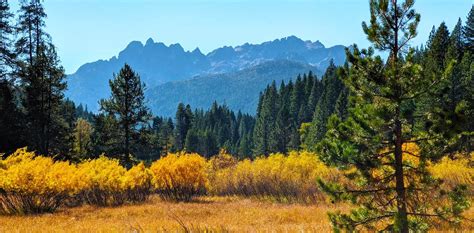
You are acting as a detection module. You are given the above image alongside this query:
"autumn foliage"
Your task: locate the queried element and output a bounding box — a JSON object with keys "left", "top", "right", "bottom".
{"left": 208, "top": 151, "right": 342, "bottom": 203}
{"left": 77, "top": 157, "right": 152, "bottom": 206}
{"left": 150, "top": 152, "right": 208, "bottom": 201}
{"left": 430, "top": 153, "right": 474, "bottom": 193}
{"left": 0, "top": 147, "right": 472, "bottom": 215}
{"left": 0, "top": 148, "right": 79, "bottom": 214}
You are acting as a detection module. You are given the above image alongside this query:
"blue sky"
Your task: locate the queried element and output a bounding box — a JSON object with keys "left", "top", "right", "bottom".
{"left": 9, "top": 0, "right": 473, "bottom": 74}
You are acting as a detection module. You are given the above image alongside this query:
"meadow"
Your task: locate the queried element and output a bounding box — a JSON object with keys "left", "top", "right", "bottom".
{"left": 0, "top": 196, "right": 472, "bottom": 232}
{"left": 0, "top": 147, "right": 473, "bottom": 231}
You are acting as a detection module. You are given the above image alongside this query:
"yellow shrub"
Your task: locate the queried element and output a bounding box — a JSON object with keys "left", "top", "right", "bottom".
{"left": 77, "top": 157, "right": 152, "bottom": 206}
{"left": 77, "top": 156, "right": 126, "bottom": 192}
{"left": 122, "top": 162, "right": 152, "bottom": 190}
{"left": 208, "top": 152, "right": 238, "bottom": 171}
{"left": 1, "top": 145, "right": 472, "bottom": 214}
{"left": 209, "top": 151, "right": 341, "bottom": 203}
{"left": 150, "top": 152, "right": 208, "bottom": 201}
{"left": 0, "top": 150, "right": 154, "bottom": 211}
{"left": 121, "top": 162, "right": 153, "bottom": 203}
{"left": 430, "top": 153, "right": 474, "bottom": 191}
{"left": 377, "top": 143, "right": 473, "bottom": 192}
{"left": 0, "top": 148, "right": 79, "bottom": 214}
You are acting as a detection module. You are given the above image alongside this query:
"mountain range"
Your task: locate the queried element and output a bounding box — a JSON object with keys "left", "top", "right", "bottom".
{"left": 66, "top": 36, "right": 347, "bottom": 116}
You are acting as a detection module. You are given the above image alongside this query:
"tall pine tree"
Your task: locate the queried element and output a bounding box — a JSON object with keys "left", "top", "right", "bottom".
{"left": 0, "top": 0, "right": 26, "bottom": 154}
{"left": 304, "top": 60, "right": 344, "bottom": 150}
{"left": 317, "top": 0, "right": 469, "bottom": 231}
{"left": 16, "top": 0, "right": 68, "bottom": 156}
{"left": 175, "top": 103, "right": 193, "bottom": 151}
{"left": 464, "top": 6, "right": 474, "bottom": 52}
{"left": 253, "top": 81, "right": 279, "bottom": 156}
{"left": 100, "top": 64, "right": 151, "bottom": 165}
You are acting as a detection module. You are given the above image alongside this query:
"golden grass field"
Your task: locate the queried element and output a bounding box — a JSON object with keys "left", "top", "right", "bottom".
{"left": 0, "top": 196, "right": 472, "bottom": 233}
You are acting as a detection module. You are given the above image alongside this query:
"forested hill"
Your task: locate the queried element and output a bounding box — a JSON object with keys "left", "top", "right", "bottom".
{"left": 66, "top": 36, "right": 346, "bottom": 113}
{"left": 147, "top": 60, "right": 318, "bottom": 117}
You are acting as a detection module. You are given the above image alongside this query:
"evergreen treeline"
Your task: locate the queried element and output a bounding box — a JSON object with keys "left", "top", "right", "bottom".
{"left": 184, "top": 103, "right": 255, "bottom": 158}
{"left": 1, "top": 0, "right": 472, "bottom": 170}
{"left": 1, "top": 0, "right": 70, "bottom": 157}
{"left": 252, "top": 61, "right": 350, "bottom": 156}
{"left": 416, "top": 16, "right": 474, "bottom": 154}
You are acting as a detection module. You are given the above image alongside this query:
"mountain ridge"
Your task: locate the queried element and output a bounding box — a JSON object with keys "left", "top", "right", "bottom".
{"left": 147, "top": 59, "right": 319, "bottom": 117}
{"left": 66, "top": 35, "right": 347, "bottom": 114}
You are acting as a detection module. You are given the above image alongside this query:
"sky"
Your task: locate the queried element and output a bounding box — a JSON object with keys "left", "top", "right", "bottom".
{"left": 8, "top": 0, "right": 473, "bottom": 74}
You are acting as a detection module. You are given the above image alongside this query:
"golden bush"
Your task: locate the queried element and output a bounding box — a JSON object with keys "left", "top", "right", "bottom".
{"left": 77, "top": 157, "right": 152, "bottom": 206}
{"left": 209, "top": 151, "right": 342, "bottom": 203}
{"left": 430, "top": 153, "right": 474, "bottom": 191}
{"left": 208, "top": 151, "right": 238, "bottom": 171}
{"left": 0, "top": 146, "right": 472, "bottom": 215}
{"left": 122, "top": 162, "right": 153, "bottom": 202}
{"left": 0, "top": 148, "right": 79, "bottom": 214}
{"left": 150, "top": 152, "right": 208, "bottom": 201}
{"left": 377, "top": 143, "right": 473, "bottom": 192}
{"left": 0, "top": 149, "right": 153, "bottom": 213}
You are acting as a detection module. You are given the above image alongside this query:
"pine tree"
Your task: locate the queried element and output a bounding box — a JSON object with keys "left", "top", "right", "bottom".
{"left": 75, "top": 104, "right": 94, "bottom": 122}
{"left": 334, "top": 86, "right": 349, "bottom": 120}
{"left": 464, "top": 5, "right": 474, "bottom": 52}
{"left": 304, "top": 61, "right": 344, "bottom": 150}
{"left": 445, "top": 19, "right": 466, "bottom": 112}
{"left": 317, "top": 0, "right": 469, "bottom": 231}
{"left": 57, "top": 99, "right": 77, "bottom": 159}
{"left": 0, "top": 80, "right": 26, "bottom": 154}
{"left": 160, "top": 118, "right": 175, "bottom": 155}
{"left": 290, "top": 75, "right": 304, "bottom": 123}
{"left": 100, "top": 63, "right": 151, "bottom": 164}
{"left": 457, "top": 51, "right": 473, "bottom": 152}
{"left": 15, "top": 0, "right": 68, "bottom": 156}
{"left": 184, "top": 128, "right": 199, "bottom": 153}
{"left": 203, "top": 130, "right": 218, "bottom": 157}
{"left": 134, "top": 124, "right": 158, "bottom": 161}
{"left": 0, "top": 0, "right": 15, "bottom": 79}
{"left": 428, "top": 22, "right": 450, "bottom": 71}
{"left": 423, "top": 14, "right": 473, "bottom": 155}
{"left": 237, "top": 133, "right": 253, "bottom": 158}
{"left": 276, "top": 94, "right": 291, "bottom": 152}
{"left": 0, "top": 0, "right": 25, "bottom": 154}
{"left": 425, "top": 26, "right": 436, "bottom": 49}
{"left": 306, "top": 77, "right": 322, "bottom": 118}
{"left": 236, "top": 113, "right": 255, "bottom": 158}
{"left": 253, "top": 81, "right": 278, "bottom": 156}
{"left": 446, "top": 19, "right": 464, "bottom": 61}
{"left": 302, "top": 71, "right": 316, "bottom": 122}
{"left": 175, "top": 103, "right": 193, "bottom": 151}
{"left": 91, "top": 113, "right": 120, "bottom": 157}
{"left": 151, "top": 116, "right": 165, "bottom": 156}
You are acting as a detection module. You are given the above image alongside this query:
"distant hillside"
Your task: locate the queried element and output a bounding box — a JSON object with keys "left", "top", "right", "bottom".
{"left": 66, "top": 36, "right": 346, "bottom": 112}
{"left": 147, "top": 60, "right": 319, "bottom": 117}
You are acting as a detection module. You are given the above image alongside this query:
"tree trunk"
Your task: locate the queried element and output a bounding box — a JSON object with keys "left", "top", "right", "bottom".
{"left": 392, "top": 0, "right": 409, "bottom": 231}
{"left": 125, "top": 123, "right": 130, "bottom": 163}
{"left": 394, "top": 116, "right": 409, "bottom": 233}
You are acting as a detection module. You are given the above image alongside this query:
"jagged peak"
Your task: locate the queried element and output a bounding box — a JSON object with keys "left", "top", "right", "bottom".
{"left": 284, "top": 35, "right": 303, "bottom": 41}
{"left": 169, "top": 43, "right": 184, "bottom": 52}
{"left": 305, "top": 40, "right": 325, "bottom": 49}
{"left": 192, "top": 47, "right": 204, "bottom": 56}
{"left": 145, "top": 38, "right": 155, "bottom": 46}
{"left": 125, "top": 40, "right": 143, "bottom": 50}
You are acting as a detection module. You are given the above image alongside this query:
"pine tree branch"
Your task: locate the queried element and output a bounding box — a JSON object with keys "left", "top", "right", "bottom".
{"left": 401, "top": 79, "right": 442, "bottom": 101}
{"left": 342, "top": 187, "right": 394, "bottom": 194}
{"left": 353, "top": 213, "right": 394, "bottom": 227}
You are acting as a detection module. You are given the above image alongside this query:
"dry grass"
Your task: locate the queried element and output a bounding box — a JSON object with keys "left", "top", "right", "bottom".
{"left": 0, "top": 196, "right": 472, "bottom": 232}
